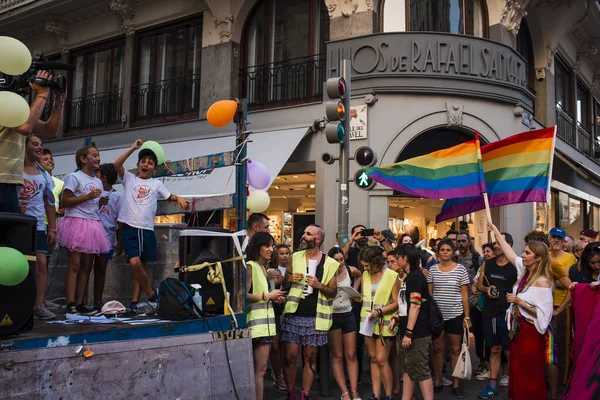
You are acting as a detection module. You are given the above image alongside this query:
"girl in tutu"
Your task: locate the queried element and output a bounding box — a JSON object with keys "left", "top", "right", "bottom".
{"left": 18, "top": 135, "right": 57, "bottom": 320}
{"left": 57, "top": 144, "right": 111, "bottom": 314}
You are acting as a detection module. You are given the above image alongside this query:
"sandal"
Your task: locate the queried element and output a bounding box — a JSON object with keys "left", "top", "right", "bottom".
{"left": 341, "top": 392, "right": 351, "bottom": 400}
{"left": 351, "top": 391, "right": 362, "bottom": 400}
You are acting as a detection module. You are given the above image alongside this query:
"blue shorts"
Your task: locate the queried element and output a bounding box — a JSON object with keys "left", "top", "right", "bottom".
{"left": 121, "top": 224, "right": 157, "bottom": 262}
{"left": 100, "top": 247, "right": 115, "bottom": 260}
{"left": 36, "top": 230, "right": 48, "bottom": 254}
{"left": 482, "top": 315, "right": 510, "bottom": 350}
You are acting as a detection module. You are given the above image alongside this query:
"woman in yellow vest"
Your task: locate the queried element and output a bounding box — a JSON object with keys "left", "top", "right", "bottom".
{"left": 246, "top": 232, "right": 287, "bottom": 400}
{"left": 359, "top": 246, "right": 400, "bottom": 400}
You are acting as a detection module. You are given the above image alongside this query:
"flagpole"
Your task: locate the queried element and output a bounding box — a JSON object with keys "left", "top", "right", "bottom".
{"left": 483, "top": 192, "right": 495, "bottom": 242}
{"left": 475, "top": 131, "right": 494, "bottom": 242}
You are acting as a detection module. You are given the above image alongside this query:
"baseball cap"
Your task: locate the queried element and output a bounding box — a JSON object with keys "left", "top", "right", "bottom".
{"left": 138, "top": 148, "right": 158, "bottom": 165}
{"left": 549, "top": 227, "right": 566, "bottom": 239}
{"left": 99, "top": 300, "right": 126, "bottom": 315}
{"left": 580, "top": 229, "right": 598, "bottom": 239}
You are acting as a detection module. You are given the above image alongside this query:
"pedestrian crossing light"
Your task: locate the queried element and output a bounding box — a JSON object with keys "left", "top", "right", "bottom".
{"left": 324, "top": 77, "right": 348, "bottom": 144}
{"left": 355, "top": 169, "right": 375, "bottom": 190}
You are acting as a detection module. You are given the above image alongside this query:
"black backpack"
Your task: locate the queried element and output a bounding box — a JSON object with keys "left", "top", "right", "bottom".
{"left": 157, "top": 278, "right": 205, "bottom": 320}
{"left": 426, "top": 293, "right": 444, "bottom": 340}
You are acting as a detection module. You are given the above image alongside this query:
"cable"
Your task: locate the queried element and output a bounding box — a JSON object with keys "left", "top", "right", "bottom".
{"left": 215, "top": 316, "right": 241, "bottom": 400}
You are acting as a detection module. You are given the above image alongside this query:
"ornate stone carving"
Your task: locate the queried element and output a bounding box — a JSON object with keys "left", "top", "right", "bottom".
{"left": 500, "top": 0, "right": 531, "bottom": 35}
{"left": 576, "top": 44, "right": 598, "bottom": 66}
{"left": 45, "top": 20, "right": 68, "bottom": 53}
{"left": 324, "top": 0, "right": 358, "bottom": 18}
{"left": 569, "top": 10, "right": 590, "bottom": 35}
{"left": 366, "top": 0, "right": 374, "bottom": 10}
{"left": 545, "top": 44, "right": 557, "bottom": 70}
{"left": 110, "top": 0, "right": 135, "bottom": 35}
{"left": 214, "top": 15, "right": 234, "bottom": 43}
{"left": 446, "top": 103, "right": 464, "bottom": 127}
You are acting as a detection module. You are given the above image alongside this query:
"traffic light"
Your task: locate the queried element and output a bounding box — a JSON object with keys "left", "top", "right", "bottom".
{"left": 355, "top": 146, "right": 376, "bottom": 167}
{"left": 324, "top": 77, "right": 348, "bottom": 144}
{"left": 355, "top": 169, "right": 375, "bottom": 190}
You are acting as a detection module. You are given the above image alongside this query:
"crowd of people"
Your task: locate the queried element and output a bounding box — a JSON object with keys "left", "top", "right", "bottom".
{"left": 244, "top": 213, "right": 600, "bottom": 400}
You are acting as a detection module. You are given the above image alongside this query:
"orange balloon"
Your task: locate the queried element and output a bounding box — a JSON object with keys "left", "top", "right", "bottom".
{"left": 207, "top": 100, "right": 238, "bottom": 128}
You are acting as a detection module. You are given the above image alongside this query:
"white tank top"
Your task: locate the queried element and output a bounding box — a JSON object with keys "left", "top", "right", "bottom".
{"left": 333, "top": 269, "right": 353, "bottom": 313}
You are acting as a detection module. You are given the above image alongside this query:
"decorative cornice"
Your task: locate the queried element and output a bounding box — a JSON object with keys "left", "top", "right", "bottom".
{"left": 500, "top": 0, "right": 531, "bottom": 35}
{"left": 569, "top": 10, "right": 591, "bottom": 35}
{"left": 110, "top": 0, "right": 135, "bottom": 35}
{"left": 324, "top": 0, "right": 359, "bottom": 18}
{"left": 366, "top": 0, "right": 374, "bottom": 11}
{"left": 545, "top": 44, "right": 558, "bottom": 70}
{"left": 214, "top": 15, "right": 234, "bottom": 43}
{"left": 45, "top": 20, "right": 68, "bottom": 53}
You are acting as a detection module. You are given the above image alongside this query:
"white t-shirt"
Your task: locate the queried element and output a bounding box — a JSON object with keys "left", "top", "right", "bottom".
{"left": 63, "top": 171, "right": 103, "bottom": 220}
{"left": 99, "top": 189, "right": 123, "bottom": 246}
{"left": 19, "top": 169, "right": 55, "bottom": 231}
{"left": 117, "top": 171, "right": 170, "bottom": 231}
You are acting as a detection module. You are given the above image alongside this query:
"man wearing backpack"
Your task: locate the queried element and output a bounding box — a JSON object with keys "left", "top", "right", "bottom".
{"left": 456, "top": 231, "right": 486, "bottom": 378}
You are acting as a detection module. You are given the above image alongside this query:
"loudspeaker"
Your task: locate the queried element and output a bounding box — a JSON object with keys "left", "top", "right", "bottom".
{"left": 178, "top": 227, "right": 234, "bottom": 314}
{"left": 0, "top": 213, "right": 37, "bottom": 338}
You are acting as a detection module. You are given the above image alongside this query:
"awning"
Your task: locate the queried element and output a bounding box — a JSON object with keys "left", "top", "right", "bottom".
{"left": 52, "top": 127, "right": 308, "bottom": 207}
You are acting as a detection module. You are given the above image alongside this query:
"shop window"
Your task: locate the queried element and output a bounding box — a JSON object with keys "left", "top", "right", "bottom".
{"left": 132, "top": 17, "right": 202, "bottom": 124}
{"left": 240, "top": 0, "right": 329, "bottom": 109}
{"left": 557, "top": 191, "right": 584, "bottom": 238}
{"left": 576, "top": 83, "right": 592, "bottom": 154}
{"left": 404, "top": 0, "right": 487, "bottom": 37}
{"left": 65, "top": 42, "right": 125, "bottom": 135}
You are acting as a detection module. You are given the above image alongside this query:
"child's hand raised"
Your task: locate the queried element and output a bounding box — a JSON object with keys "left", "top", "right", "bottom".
{"left": 132, "top": 139, "right": 143, "bottom": 149}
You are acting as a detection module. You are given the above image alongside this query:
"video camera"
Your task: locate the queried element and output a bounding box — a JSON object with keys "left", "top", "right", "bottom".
{"left": 0, "top": 52, "right": 75, "bottom": 96}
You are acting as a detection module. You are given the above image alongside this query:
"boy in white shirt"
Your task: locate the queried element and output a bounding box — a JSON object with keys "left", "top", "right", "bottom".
{"left": 113, "top": 140, "right": 188, "bottom": 309}
{"left": 91, "top": 163, "right": 124, "bottom": 310}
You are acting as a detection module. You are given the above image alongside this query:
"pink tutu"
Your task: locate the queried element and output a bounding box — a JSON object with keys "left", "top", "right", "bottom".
{"left": 57, "top": 216, "right": 111, "bottom": 254}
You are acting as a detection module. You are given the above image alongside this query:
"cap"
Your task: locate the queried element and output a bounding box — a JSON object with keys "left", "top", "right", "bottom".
{"left": 581, "top": 229, "right": 598, "bottom": 239}
{"left": 99, "top": 300, "right": 126, "bottom": 315}
{"left": 138, "top": 148, "right": 158, "bottom": 165}
{"left": 381, "top": 229, "right": 395, "bottom": 242}
{"left": 549, "top": 227, "right": 567, "bottom": 239}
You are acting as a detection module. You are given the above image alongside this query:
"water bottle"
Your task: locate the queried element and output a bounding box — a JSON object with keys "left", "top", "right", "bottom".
{"left": 191, "top": 284, "right": 202, "bottom": 315}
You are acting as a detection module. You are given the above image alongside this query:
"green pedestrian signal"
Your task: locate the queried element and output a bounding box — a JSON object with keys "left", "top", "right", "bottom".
{"left": 355, "top": 169, "right": 375, "bottom": 190}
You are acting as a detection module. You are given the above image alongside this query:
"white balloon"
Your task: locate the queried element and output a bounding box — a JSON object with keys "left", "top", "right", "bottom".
{"left": 0, "top": 36, "right": 32, "bottom": 75}
{"left": 0, "top": 92, "right": 30, "bottom": 128}
{"left": 247, "top": 190, "right": 271, "bottom": 213}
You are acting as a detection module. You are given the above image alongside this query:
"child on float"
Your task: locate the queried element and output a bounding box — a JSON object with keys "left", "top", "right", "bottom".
{"left": 113, "top": 140, "right": 188, "bottom": 309}
{"left": 57, "top": 144, "right": 111, "bottom": 314}
{"left": 18, "top": 135, "right": 57, "bottom": 319}
{"left": 90, "top": 163, "right": 124, "bottom": 310}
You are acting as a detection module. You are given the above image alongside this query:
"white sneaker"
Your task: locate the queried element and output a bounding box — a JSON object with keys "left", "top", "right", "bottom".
{"left": 499, "top": 375, "right": 509, "bottom": 387}
{"left": 442, "top": 376, "right": 453, "bottom": 386}
{"left": 33, "top": 305, "right": 56, "bottom": 320}
{"left": 475, "top": 370, "right": 491, "bottom": 380}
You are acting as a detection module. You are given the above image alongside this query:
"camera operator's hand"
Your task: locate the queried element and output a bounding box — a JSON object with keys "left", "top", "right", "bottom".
{"left": 54, "top": 84, "right": 67, "bottom": 106}
{"left": 29, "top": 70, "right": 52, "bottom": 95}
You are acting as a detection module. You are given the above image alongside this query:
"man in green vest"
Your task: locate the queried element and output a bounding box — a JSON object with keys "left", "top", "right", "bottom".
{"left": 281, "top": 224, "right": 338, "bottom": 400}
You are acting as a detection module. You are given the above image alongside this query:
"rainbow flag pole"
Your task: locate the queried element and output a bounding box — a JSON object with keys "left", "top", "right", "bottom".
{"left": 476, "top": 132, "right": 496, "bottom": 242}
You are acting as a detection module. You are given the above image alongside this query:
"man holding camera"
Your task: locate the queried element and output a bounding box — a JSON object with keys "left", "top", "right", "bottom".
{"left": 0, "top": 70, "right": 66, "bottom": 213}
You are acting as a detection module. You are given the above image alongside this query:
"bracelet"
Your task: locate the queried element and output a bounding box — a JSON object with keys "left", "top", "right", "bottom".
{"left": 54, "top": 103, "right": 64, "bottom": 109}
{"left": 377, "top": 308, "right": 383, "bottom": 318}
{"left": 464, "top": 317, "right": 470, "bottom": 320}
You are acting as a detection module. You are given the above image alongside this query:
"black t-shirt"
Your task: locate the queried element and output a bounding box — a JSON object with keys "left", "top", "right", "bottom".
{"left": 399, "top": 269, "right": 431, "bottom": 338}
{"left": 346, "top": 246, "right": 361, "bottom": 269}
{"left": 482, "top": 258, "right": 518, "bottom": 317}
{"left": 294, "top": 254, "right": 325, "bottom": 317}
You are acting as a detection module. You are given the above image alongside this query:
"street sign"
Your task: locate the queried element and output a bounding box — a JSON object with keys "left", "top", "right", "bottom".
{"left": 355, "top": 169, "right": 375, "bottom": 190}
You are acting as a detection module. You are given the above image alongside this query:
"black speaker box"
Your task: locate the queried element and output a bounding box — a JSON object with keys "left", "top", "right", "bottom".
{"left": 178, "top": 227, "right": 235, "bottom": 314}
{"left": 0, "top": 213, "right": 37, "bottom": 338}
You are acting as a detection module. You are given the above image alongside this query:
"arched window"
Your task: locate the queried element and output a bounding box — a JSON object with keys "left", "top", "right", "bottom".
{"left": 381, "top": 0, "right": 487, "bottom": 37}
{"left": 241, "top": 0, "right": 329, "bottom": 108}
{"left": 516, "top": 19, "right": 534, "bottom": 92}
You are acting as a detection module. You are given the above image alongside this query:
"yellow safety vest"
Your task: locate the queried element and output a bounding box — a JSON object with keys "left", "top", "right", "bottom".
{"left": 246, "top": 260, "right": 276, "bottom": 339}
{"left": 283, "top": 250, "right": 338, "bottom": 331}
{"left": 361, "top": 268, "right": 398, "bottom": 337}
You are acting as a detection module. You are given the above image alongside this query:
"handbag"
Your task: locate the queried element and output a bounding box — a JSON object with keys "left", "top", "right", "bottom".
{"left": 452, "top": 321, "right": 472, "bottom": 380}
{"left": 508, "top": 306, "right": 520, "bottom": 341}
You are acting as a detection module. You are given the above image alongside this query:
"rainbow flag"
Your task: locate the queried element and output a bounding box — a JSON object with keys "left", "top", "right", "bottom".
{"left": 436, "top": 127, "right": 556, "bottom": 223}
{"left": 366, "top": 134, "right": 486, "bottom": 199}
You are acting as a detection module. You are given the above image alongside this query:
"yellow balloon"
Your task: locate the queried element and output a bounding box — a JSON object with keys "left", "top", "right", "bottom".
{"left": 207, "top": 100, "right": 238, "bottom": 128}
{"left": 0, "top": 36, "right": 32, "bottom": 75}
{"left": 0, "top": 91, "right": 30, "bottom": 128}
{"left": 247, "top": 190, "right": 270, "bottom": 213}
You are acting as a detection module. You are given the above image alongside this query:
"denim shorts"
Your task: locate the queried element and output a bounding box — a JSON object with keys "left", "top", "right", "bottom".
{"left": 482, "top": 315, "right": 510, "bottom": 350}
{"left": 35, "top": 230, "right": 47, "bottom": 254}
{"left": 330, "top": 311, "right": 357, "bottom": 334}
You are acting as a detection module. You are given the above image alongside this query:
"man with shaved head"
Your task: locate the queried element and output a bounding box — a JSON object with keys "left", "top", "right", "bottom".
{"left": 281, "top": 224, "right": 338, "bottom": 400}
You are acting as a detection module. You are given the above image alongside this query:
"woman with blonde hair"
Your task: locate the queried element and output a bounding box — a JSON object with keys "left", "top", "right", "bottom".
{"left": 489, "top": 225, "right": 554, "bottom": 399}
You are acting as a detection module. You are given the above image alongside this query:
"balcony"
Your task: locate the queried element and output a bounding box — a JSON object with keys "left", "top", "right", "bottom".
{"left": 577, "top": 123, "right": 592, "bottom": 156}
{"left": 240, "top": 54, "right": 326, "bottom": 110}
{"left": 132, "top": 74, "right": 200, "bottom": 125}
{"left": 65, "top": 89, "right": 123, "bottom": 136}
{"left": 556, "top": 103, "right": 575, "bottom": 146}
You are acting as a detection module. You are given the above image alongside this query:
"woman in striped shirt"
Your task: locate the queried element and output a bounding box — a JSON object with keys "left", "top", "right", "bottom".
{"left": 427, "top": 239, "right": 471, "bottom": 399}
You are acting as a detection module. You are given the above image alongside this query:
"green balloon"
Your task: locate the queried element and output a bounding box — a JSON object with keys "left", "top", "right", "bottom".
{"left": 0, "top": 247, "right": 29, "bottom": 286}
{"left": 140, "top": 140, "right": 166, "bottom": 165}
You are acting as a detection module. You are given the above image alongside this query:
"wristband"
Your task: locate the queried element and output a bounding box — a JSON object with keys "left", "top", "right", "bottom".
{"left": 54, "top": 104, "right": 64, "bottom": 109}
